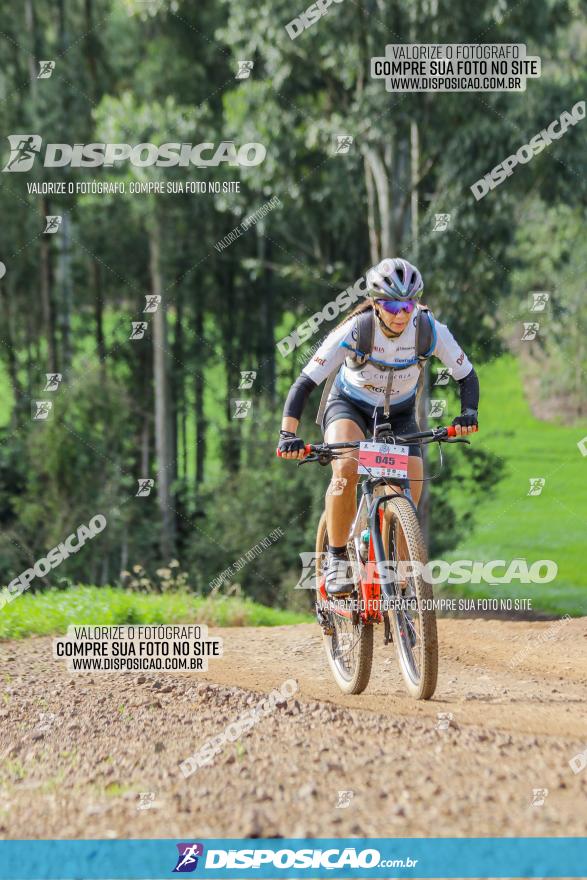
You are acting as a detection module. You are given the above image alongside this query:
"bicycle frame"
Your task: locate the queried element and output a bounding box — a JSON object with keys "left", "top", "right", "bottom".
{"left": 293, "top": 423, "right": 477, "bottom": 697}
{"left": 291, "top": 422, "right": 475, "bottom": 627}
{"left": 318, "top": 473, "right": 416, "bottom": 625}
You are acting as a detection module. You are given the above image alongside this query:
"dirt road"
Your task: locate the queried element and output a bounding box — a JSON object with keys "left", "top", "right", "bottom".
{"left": 0, "top": 618, "right": 586, "bottom": 840}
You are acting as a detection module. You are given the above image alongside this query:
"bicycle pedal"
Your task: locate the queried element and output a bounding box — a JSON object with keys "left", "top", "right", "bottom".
{"left": 315, "top": 602, "right": 334, "bottom": 635}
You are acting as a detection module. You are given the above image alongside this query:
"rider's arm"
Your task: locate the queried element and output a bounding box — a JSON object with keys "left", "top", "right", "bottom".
{"left": 457, "top": 367, "right": 479, "bottom": 412}
{"left": 280, "top": 319, "right": 355, "bottom": 429}
{"left": 432, "top": 321, "right": 479, "bottom": 428}
{"left": 432, "top": 320, "right": 473, "bottom": 382}
{"left": 282, "top": 374, "right": 317, "bottom": 427}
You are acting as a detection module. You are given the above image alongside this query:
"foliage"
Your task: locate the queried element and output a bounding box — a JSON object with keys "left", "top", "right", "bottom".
{"left": 0, "top": 0, "right": 584, "bottom": 607}
{"left": 507, "top": 200, "right": 587, "bottom": 418}
{"left": 442, "top": 356, "right": 587, "bottom": 615}
{"left": 0, "top": 585, "right": 311, "bottom": 639}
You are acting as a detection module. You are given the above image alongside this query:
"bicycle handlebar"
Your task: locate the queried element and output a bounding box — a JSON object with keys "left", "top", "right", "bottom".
{"left": 276, "top": 425, "right": 477, "bottom": 458}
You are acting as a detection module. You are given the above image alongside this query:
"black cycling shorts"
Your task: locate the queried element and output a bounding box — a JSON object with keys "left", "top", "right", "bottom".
{"left": 322, "top": 388, "right": 422, "bottom": 458}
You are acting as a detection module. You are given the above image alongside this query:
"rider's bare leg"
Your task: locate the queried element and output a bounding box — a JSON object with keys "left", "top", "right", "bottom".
{"left": 324, "top": 418, "right": 364, "bottom": 547}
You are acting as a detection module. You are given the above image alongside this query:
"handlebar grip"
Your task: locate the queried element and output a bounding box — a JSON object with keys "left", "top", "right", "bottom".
{"left": 276, "top": 444, "right": 314, "bottom": 458}
{"left": 446, "top": 424, "right": 478, "bottom": 438}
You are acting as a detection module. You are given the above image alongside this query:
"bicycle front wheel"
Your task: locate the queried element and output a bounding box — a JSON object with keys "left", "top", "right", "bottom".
{"left": 315, "top": 511, "right": 373, "bottom": 695}
{"left": 381, "top": 495, "right": 438, "bottom": 699}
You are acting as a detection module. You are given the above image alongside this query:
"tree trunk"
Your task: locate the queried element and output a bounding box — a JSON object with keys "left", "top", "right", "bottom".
{"left": 258, "top": 223, "right": 276, "bottom": 404}
{"left": 120, "top": 527, "right": 128, "bottom": 579}
{"left": 57, "top": 1, "right": 73, "bottom": 376}
{"left": 26, "top": 2, "right": 58, "bottom": 375}
{"left": 24, "top": 0, "right": 39, "bottom": 104}
{"left": 363, "top": 146, "right": 392, "bottom": 256}
{"left": 141, "top": 414, "right": 150, "bottom": 477}
{"left": 84, "top": 0, "right": 98, "bottom": 93}
{"left": 149, "top": 217, "right": 175, "bottom": 558}
{"left": 410, "top": 121, "right": 420, "bottom": 249}
{"left": 220, "top": 264, "right": 241, "bottom": 474}
{"left": 26, "top": 310, "right": 35, "bottom": 404}
{"left": 172, "top": 286, "right": 183, "bottom": 482}
{"left": 410, "top": 119, "right": 430, "bottom": 550}
{"left": 194, "top": 294, "right": 206, "bottom": 487}
{"left": 59, "top": 210, "right": 73, "bottom": 375}
{"left": 91, "top": 257, "right": 106, "bottom": 366}
{"left": 0, "top": 277, "right": 23, "bottom": 417}
{"left": 364, "top": 153, "right": 379, "bottom": 263}
{"left": 39, "top": 197, "right": 58, "bottom": 374}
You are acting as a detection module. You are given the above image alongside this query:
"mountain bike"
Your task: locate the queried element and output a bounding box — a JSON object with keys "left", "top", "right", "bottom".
{"left": 299, "top": 423, "right": 475, "bottom": 700}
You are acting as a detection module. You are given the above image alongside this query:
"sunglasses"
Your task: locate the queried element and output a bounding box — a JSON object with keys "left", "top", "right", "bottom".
{"left": 376, "top": 298, "right": 417, "bottom": 315}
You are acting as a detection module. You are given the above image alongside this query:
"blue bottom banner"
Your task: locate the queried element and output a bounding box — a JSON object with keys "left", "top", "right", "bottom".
{"left": 0, "top": 837, "right": 585, "bottom": 879}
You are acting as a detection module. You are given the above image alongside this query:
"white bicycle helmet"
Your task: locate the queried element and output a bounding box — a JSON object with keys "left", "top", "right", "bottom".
{"left": 366, "top": 257, "right": 424, "bottom": 300}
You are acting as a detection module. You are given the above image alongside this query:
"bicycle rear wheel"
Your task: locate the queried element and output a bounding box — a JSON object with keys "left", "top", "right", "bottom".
{"left": 315, "top": 511, "right": 373, "bottom": 694}
{"left": 381, "top": 495, "right": 438, "bottom": 699}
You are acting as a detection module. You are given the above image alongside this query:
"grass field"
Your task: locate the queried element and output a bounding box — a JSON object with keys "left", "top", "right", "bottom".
{"left": 0, "top": 352, "right": 584, "bottom": 624}
{"left": 443, "top": 355, "right": 587, "bottom": 616}
{"left": 0, "top": 587, "right": 310, "bottom": 640}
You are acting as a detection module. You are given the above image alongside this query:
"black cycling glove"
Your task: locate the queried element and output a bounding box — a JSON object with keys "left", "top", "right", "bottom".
{"left": 452, "top": 408, "right": 478, "bottom": 429}
{"left": 278, "top": 430, "right": 306, "bottom": 455}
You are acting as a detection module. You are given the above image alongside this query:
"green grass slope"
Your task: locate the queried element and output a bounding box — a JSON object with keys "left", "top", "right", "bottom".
{"left": 444, "top": 355, "right": 587, "bottom": 616}
{"left": 0, "top": 587, "right": 311, "bottom": 639}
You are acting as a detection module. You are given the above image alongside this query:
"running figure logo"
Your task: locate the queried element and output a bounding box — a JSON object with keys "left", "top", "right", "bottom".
{"left": 44, "top": 373, "right": 63, "bottom": 391}
{"left": 434, "top": 367, "right": 452, "bottom": 386}
{"left": 32, "top": 401, "right": 52, "bottom": 420}
{"left": 173, "top": 843, "right": 204, "bottom": 873}
{"left": 37, "top": 60, "right": 55, "bottom": 79}
{"left": 232, "top": 399, "right": 252, "bottom": 419}
{"left": 433, "top": 213, "right": 451, "bottom": 232}
{"left": 44, "top": 215, "right": 62, "bottom": 234}
{"left": 333, "top": 134, "right": 353, "bottom": 154}
{"left": 528, "top": 477, "right": 545, "bottom": 496}
{"left": 129, "top": 321, "right": 148, "bottom": 340}
{"left": 529, "top": 291, "right": 550, "bottom": 312}
{"left": 293, "top": 552, "right": 323, "bottom": 590}
{"left": 521, "top": 322, "right": 539, "bottom": 341}
{"left": 428, "top": 399, "right": 447, "bottom": 418}
{"left": 143, "top": 295, "right": 161, "bottom": 313}
{"left": 238, "top": 370, "right": 256, "bottom": 389}
{"left": 3, "top": 135, "right": 42, "bottom": 172}
{"left": 530, "top": 788, "right": 549, "bottom": 806}
{"left": 236, "top": 60, "right": 254, "bottom": 79}
{"left": 335, "top": 790, "right": 354, "bottom": 808}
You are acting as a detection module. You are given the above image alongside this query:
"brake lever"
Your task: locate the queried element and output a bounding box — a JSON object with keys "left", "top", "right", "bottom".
{"left": 297, "top": 454, "right": 318, "bottom": 466}
{"left": 298, "top": 451, "right": 336, "bottom": 467}
{"left": 443, "top": 437, "right": 471, "bottom": 445}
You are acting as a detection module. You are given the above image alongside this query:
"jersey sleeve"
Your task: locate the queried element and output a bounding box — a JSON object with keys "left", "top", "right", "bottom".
{"left": 300, "top": 318, "right": 356, "bottom": 385}
{"left": 432, "top": 320, "right": 472, "bottom": 381}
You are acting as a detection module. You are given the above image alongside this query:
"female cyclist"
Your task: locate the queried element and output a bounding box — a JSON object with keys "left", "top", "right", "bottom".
{"left": 277, "top": 257, "right": 479, "bottom": 597}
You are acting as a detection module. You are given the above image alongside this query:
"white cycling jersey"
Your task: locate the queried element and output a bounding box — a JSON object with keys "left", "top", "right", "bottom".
{"left": 302, "top": 306, "right": 472, "bottom": 409}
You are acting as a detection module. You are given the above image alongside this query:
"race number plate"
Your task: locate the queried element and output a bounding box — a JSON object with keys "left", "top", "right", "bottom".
{"left": 357, "top": 442, "right": 409, "bottom": 478}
